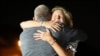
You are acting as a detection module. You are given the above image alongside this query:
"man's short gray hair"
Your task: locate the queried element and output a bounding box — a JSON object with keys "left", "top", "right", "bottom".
{"left": 34, "top": 4, "right": 50, "bottom": 21}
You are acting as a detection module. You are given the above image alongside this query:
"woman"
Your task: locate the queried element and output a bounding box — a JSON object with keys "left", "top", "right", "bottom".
{"left": 33, "top": 6, "right": 78, "bottom": 56}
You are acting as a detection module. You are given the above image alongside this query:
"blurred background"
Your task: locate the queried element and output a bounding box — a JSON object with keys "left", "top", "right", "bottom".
{"left": 0, "top": 0, "right": 100, "bottom": 56}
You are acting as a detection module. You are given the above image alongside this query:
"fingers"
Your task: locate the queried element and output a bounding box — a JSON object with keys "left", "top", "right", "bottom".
{"left": 50, "top": 27, "right": 56, "bottom": 32}
{"left": 33, "top": 33, "right": 41, "bottom": 40}
{"left": 50, "top": 26, "right": 61, "bottom": 32}
{"left": 51, "top": 24, "right": 62, "bottom": 32}
{"left": 51, "top": 23, "right": 62, "bottom": 32}
{"left": 34, "top": 33, "right": 40, "bottom": 35}
{"left": 53, "top": 25, "right": 61, "bottom": 31}
{"left": 33, "top": 30, "right": 45, "bottom": 41}
{"left": 55, "top": 23, "right": 61, "bottom": 27}
{"left": 33, "top": 33, "right": 40, "bottom": 38}
{"left": 34, "top": 37, "right": 41, "bottom": 40}
{"left": 37, "top": 30, "right": 44, "bottom": 33}
{"left": 33, "top": 33, "right": 46, "bottom": 41}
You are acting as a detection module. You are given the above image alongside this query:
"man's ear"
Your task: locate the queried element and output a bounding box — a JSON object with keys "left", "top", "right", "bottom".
{"left": 32, "top": 17, "right": 37, "bottom": 21}
{"left": 32, "top": 17, "right": 35, "bottom": 20}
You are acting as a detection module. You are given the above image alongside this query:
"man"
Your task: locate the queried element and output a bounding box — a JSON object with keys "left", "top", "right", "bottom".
{"left": 20, "top": 4, "right": 59, "bottom": 56}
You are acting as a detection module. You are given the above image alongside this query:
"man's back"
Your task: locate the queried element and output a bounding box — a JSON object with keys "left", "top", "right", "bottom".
{"left": 20, "top": 26, "right": 61, "bottom": 56}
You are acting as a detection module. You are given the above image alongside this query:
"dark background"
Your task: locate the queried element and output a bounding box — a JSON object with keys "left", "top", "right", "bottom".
{"left": 0, "top": 0, "right": 100, "bottom": 56}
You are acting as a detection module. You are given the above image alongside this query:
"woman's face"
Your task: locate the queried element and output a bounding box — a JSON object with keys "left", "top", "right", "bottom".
{"left": 51, "top": 10, "right": 65, "bottom": 23}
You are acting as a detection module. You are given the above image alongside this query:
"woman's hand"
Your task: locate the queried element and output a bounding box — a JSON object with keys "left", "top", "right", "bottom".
{"left": 33, "top": 28, "right": 54, "bottom": 42}
{"left": 42, "top": 21, "right": 61, "bottom": 32}
{"left": 33, "top": 29, "right": 72, "bottom": 56}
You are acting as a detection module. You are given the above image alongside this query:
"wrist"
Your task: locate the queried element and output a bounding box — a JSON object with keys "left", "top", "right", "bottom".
{"left": 48, "top": 38, "right": 56, "bottom": 45}
{"left": 50, "top": 40, "right": 56, "bottom": 45}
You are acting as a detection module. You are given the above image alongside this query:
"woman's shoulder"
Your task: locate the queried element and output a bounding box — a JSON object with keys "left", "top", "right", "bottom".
{"left": 63, "top": 26, "right": 88, "bottom": 42}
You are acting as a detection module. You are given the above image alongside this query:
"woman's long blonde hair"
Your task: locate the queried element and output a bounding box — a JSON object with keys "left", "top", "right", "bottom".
{"left": 52, "top": 6, "right": 73, "bottom": 28}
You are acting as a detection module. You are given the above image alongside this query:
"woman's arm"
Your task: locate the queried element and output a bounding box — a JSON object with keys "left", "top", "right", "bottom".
{"left": 33, "top": 29, "right": 73, "bottom": 56}
{"left": 20, "top": 20, "right": 42, "bottom": 29}
{"left": 47, "top": 37, "right": 73, "bottom": 56}
{"left": 20, "top": 20, "right": 61, "bottom": 31}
